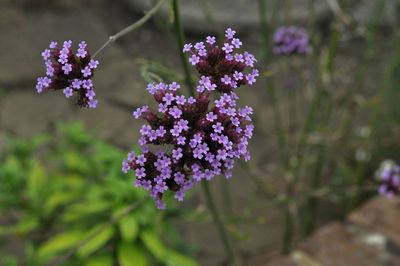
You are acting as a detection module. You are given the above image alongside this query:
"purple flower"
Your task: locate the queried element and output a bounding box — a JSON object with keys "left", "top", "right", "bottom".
{"left": 194, "top": 42, "right": 205, "bottom": 51}
{"left": 177, "top": 136, "right": 186, "bottom": 145}
{"left": 82, "top": 79, "right": 93, "bottom": 89}
{"left": 273, "top": 26, "right": 312, "bottom": 55}
{"left": 163, "top": 93, "right": 175, "bottom": 106}
{"left": 89, "top": 59, "right": 99, "bottom": 69}
{"left": 85, "top": 90, "right": 95, "bottom": 100}
{"left": 189, "top": 54, "right": 200, "bottom": 65}
{"left": 136, "top": 154, "right": 147, "bottom": 166}
{"left": 183, "top": 43, "right": 192, "bottom": 52}
{"left": 169, "top": 106, "right": 182, "bottom": 119}
{"left": 63, "top": 87, "right": 73, "bottom": 98}
{"left": 213, "top": 122, "right": 224, "bottom": 133}
{"left": 175, "top": 95, "right": 186, "bottom": 105}
{"left": 225, "top": 28, "right": 236, "bottom": 39}
{"left": 377, "top": 161, "right": 400, "bottom": 197}
{"left": 136, "top": 168, "right": 146, "bottom": 179}
{"left": 42, "top": 49, "right": 51, "bottom": 60}
{"left": 206, "top": 36, "right": 216, "bottom": 45}
{"left": 124, "top": 29, "right": 257, "bottom": 209}
{"left": 82, "top": 67, "right": 91, "bottom": 77}
{"left": 231, "top": 38, "right": 242, "bottom": 48}
{"left": 172, "top": 148, "right": 183, "bottom": 161}
{"left": 182, "top": 28, "right": 258, "bottom": 93}
{"left": 169, "top": 82, "right": 180, "bottom": 91}
{"left": 222, "top": 43, "right": 234, "bottom": 53}
{"left": 36, "top": 40, "right": 99, "bottom": 108}
{"left": 206, "top": 112, "right": 217, "bottom": 122}
{"left": 88, "top": 99, "right": 98, "bottom": 108}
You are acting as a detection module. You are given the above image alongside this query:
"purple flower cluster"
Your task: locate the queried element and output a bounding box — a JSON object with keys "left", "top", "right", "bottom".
{"left": 377, "top": 161, "right": 400, "bottom": 197}
{"left": 183, "top": 28, "right": 259, "bottom": 93}
{"left": 123, "top": 28, "right": 257, "bottom": 209}
{"left": 273, "top": 26, "right": 312, "bottom": 55}
{"left": 36, "top": 41, "right": 99, "bottom": 108}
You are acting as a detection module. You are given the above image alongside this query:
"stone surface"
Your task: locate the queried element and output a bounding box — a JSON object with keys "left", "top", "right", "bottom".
{"left": 124, "top": 0, "right": 399, "bottom": 34}
{"left": 123, "top": 0, "right": 330, "bottom": 33}
{"left": 0, "top": 5, "right": 124, "bottom": 85}
{"left": 353, "top": 0, "right": 399, "bottom": 27}
{"left": 72, "top": 100, "right": 140, "bottom": 148}
{"left": 348, "top": 196, "right": 400, "bottom": 246}
{"left": 96, "top": 58, "right": 150, "bottom": 107}
{"left": 246, "top": 251, "right": 298, "bottom": 266}
{"left": 0, "top": 91, "right": 72, "bottom": 137}
{"left": 298, "top": 222, "right": 400, "bottom": 266}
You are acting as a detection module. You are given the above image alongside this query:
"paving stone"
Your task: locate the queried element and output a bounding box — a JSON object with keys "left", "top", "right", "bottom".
{"left": 125, "top": 0, "right": 399, "bottom": 34}
{"left": 0, "top": 91, "right": 72, "bottom": 138}
{"left": 298, "top": 222, "right": 400, "bottom": 266}
{"left": 123, "top": 0, "right": 330, "bottom": 33}
{"left": 0, "top": 6, "right": 125, "bottom": 85}
{"left": 95, "top": 58, "right": 152, "bottom": 107}
{"left": 246, "top": 250, "right": 298, "bottom": 266}
{"left": 72, "top": 100, "right": 140, "bottom": 148}
{"left": 348, "top": 196, "right": 400, "bottom": 247}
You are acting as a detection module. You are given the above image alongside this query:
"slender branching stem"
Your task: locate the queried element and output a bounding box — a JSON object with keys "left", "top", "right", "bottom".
{"left": 202, "top": 180, "right": 235, "bottom": 265}
{"left": 92, "top": 0, "right": 166, "bottom": 58}
{"left": 171, "top": 0, "right": 195, "bottom": 96}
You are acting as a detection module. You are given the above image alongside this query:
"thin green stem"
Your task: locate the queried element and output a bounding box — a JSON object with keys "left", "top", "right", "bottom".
{"left": 202, "top": 181, "right": 235, "bottom": 265}
{"left": 301, "top": 144, "right": 326, "bottom": 236}
{"left": 267, "top": 80, "right": 288, "bottom": 165}
{"left": 257, "top": 0, "right": 271, "bottom": 62}
{"left": 282, "top": 203, "right": 294, "bottom": 254}
{"left": 171, "top": 0, "right": 195, "bottom": 96}
{"left": 92, "top": 0, "right": 166, "bottom": 58}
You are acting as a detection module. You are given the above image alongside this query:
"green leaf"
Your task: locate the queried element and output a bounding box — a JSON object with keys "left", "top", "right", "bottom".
{"left": 118, "top": 242, "right": 149, "bottom": 266}
{"left": 77, "top": 225, "right": 114, "bottom": 257}
{"left": 62, "top": 201, "right": 111, "bottom": 222}
{"left": 27, "top": 161, "right": 46, "bottom": 204}
{"left": 119, "top": 215, "right": 139, "bottom": 242}
{"left": 2, "top": 156, "right": 21, "bottom": 177}
{"left": 0, "top": 215, "right": 38, "bottom": 236}
{"left": 37, "top": 230, "right": 84, "bottom": 259}
{"left": 63, "top": 151, "right": 90, "bottom": 174}
{"left": 44, "top": 191, "right": 79, "bottom": 215}
{"left": 85, "top": 254, "right": 113, "bottom": 266}
{"left": 165, "top": 249, "right": 198, "bottom": 266}
{"left": 57, "top": 122, "right": 91, "bottom": 145}
{"left": 140, "top": 229, "right": 166, "bottom": 261}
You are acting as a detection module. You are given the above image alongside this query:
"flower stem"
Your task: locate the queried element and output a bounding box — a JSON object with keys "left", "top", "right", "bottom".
{"left": 171, "top": 0, "right": 195, "bottom": 96}
{"left": 92, "top": 0, "right": 166, "bottom": 58}
{"left": 170, "top": 1, "right": 234, "bottom": 262}
{"left": 201, "top": 180, "right": 235, "bottom": 265}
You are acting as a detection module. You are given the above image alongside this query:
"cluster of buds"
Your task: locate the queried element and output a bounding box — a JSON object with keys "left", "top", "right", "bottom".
{"left": 123, "top": 28, "right": 257, "bottom": 209}
{"left": 273, "top": 26, "right": 312, "bottom": 55}
{"left": 36, "top": 40, "right": 99, "bottom": 108}
{"left": 377, "top": 160, "right": 400, "bottom": 197}
{"left": 183, "top": 28, "right": 258, "bottom": 93}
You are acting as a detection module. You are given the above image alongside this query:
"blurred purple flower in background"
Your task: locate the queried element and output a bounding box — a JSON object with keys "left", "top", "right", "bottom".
{"left": 377, "top": 160, "right": 400, "bottom": 197}
{"left": 36, "top": 41, "right": 99, "bottom": 108}
{"left": 273, "top": 26, "right": 312, "bottom": 55}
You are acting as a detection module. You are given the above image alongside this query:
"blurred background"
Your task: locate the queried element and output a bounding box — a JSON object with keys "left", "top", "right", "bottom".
{"left": 1, "top": 0, "right": 400, "bottom": 265}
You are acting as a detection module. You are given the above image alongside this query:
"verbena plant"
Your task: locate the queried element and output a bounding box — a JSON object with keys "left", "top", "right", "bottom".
{"left": 0, "top": 122, "right": 197, "bottom": 266}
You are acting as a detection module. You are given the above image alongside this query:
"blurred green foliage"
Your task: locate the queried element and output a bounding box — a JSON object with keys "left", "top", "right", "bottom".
{"left": 0, "top": 122, "right": 197, "bottom": 266}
